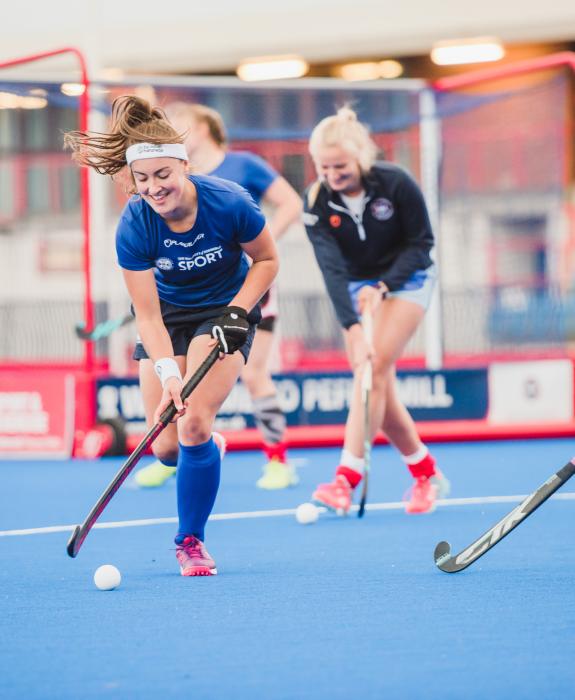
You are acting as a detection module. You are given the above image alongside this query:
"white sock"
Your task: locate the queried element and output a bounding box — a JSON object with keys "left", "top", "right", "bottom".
{"left": 340, "top": 449, "right": 365, "bottom": 471}
{"left": 401, "top": 444, "right": 429, "bottom": 465}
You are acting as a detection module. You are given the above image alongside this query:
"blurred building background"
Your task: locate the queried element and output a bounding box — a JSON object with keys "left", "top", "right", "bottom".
{"left": 1, "top": 3, "right": 575, "bottom": 385}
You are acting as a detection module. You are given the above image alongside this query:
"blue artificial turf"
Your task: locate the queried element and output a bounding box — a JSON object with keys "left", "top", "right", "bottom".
{"left": 1, "top": 439, "right": 574, "bottom": 699}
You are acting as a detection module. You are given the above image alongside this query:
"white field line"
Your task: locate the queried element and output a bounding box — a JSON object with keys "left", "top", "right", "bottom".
{"left": 1, "top": 492, "right": 574, "bottom": 538}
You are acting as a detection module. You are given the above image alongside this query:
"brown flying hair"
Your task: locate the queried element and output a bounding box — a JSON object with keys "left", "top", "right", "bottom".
{"left": 64, "top": 95, "right": 185, "bottom": 192}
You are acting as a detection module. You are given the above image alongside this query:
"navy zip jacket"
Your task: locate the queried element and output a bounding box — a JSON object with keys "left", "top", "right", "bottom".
{"left": 303, "top": 163, "right": 434, "bottom": 329}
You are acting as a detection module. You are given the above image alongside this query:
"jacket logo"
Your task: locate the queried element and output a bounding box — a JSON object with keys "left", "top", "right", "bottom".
{"left": 302, "top": 212, "right": 319, "bottom": 226}
{"left": 329, "top": 214, "right": 341, "bottom": 228}
{"left": 371, "top": 198, "right": 394, "bottom": 221}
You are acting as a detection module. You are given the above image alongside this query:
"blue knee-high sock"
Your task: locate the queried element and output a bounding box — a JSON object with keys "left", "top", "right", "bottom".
{"left": 175, "top": 438, "right": 221, "bottom": 544}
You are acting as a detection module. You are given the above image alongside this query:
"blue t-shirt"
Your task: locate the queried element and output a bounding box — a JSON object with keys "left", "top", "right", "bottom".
{"left": 115, "top": 174, "right": 266, "bottom": 308}
{"left": 210, "top": 151, "right": 278, "bottom": 204}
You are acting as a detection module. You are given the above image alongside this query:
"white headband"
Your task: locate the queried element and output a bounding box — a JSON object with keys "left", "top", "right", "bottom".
{"left": 126, "top": 142, "right": 188, "bottom": 167}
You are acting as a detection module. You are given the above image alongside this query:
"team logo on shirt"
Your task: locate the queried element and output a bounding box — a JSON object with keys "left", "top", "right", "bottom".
{"left": 155, "top": 257, "right": 174, "bottom": 271}
{"left": 329, "top": 214, "right": 341, "bottom": 228}
{"left": 370, "top": 198, "right": 394, "bottom": 221}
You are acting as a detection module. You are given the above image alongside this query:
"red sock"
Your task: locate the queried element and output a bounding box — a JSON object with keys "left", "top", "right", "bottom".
{"left": 263, "top": 442, "right": 288, "bottom": 463}
{"left": 406, "top": 452, "right": 436, "bottom": 480}
{"left": 336, "top": 465, "right": 363, "bottom": 488}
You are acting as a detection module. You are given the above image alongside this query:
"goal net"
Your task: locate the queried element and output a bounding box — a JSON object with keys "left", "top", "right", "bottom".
{"left": 92, "top": 76, "right": 430, "bottom": 373}
{"left": 2, "top": 52, "right": 572, "bottom": 379}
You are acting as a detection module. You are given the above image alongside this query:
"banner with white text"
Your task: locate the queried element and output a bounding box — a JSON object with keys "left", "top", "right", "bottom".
{"left": 96, "top": 368, "right": 489, "bottom": 433}
{"left": 0, "top": 372, "right": 75, "bottom": 458}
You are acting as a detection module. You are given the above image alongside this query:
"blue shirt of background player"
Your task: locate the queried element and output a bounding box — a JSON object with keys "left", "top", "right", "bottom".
{"left": 209, "top": 152, "right": 278, "bottom": 204}
{"left": 115, "top": 174, "right": 266, "bottom": 308}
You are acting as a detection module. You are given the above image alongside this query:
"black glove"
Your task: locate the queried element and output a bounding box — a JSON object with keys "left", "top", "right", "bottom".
{"left": 211, "top": 306, "right": 250, "bottom": 354}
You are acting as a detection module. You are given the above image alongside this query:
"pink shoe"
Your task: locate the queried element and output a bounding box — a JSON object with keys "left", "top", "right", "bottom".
{"left": 176, "top": 536, "right": 217, "bottom": 576}
{"left": 404, "top": 477, "right": 438, "bottom": 514}
{"left": 312, "top": 474, "right": 353, "bottom": 515}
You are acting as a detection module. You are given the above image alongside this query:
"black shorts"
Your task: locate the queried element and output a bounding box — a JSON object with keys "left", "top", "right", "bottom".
{"left": 132, "top": 300, "right": 259, "bottom": 364}
{"left": 257, "top": 289, "right": 276, "bottom": 332}
{"left": 257, "top": 316, "right": 275, "bottom": 332}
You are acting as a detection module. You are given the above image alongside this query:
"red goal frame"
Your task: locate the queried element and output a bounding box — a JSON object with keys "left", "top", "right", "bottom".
{"left": 0, "top": 47, "right": 95, "bottom": 372}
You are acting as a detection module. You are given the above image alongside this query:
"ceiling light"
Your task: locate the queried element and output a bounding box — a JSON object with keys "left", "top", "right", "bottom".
{"left": 431, "top": 37, "right": 505, "bottom": 66}
{"left": 336, "top": 59, "right": 404, "bottom": 81}
{"left": 0, "top": 92, "right": 21, "bottom": 109}
{"left": 0, "top": 92, "right": 47, "bottom": 109}
{"left": 60, "top": 83, "right": 86, "bottom": 97}
{"left": 20, "top": 96, "right": 48, "bottom": 109}
{"left": 378, "top": 60, "right": 404, "bottom": 79}
{"left": 237, "top": 55, "right": 309, "bottom": 82}
{"left": 337, "top": 62, "right": 381, "bottom": 81}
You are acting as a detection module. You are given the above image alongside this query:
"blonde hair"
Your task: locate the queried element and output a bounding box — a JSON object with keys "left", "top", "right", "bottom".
{"left": 165, "top": 102, "right": 227, "bottom": 147}
{"left": 308, "top": 106, "right": 378, "bottom": 172}
{"left": 64, "top": 95, "right": 185, "bottom": 191}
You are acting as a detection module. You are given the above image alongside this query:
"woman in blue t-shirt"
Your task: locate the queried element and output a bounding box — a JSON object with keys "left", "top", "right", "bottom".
{"left": 65, "top": 96, "right": 278, "bottom": 577}
{"left": 136, "top": 102, "right": 301, "bottom": 492}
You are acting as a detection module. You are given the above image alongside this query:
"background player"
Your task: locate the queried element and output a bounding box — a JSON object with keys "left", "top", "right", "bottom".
{"left": 65, "top": 95, "right": 278, "bottom": 575}
{"left": 303, "top": 106, "right": 450, "bottom": 515}
{"left": 134, "top": 102, "right": 302, "bottom": 490}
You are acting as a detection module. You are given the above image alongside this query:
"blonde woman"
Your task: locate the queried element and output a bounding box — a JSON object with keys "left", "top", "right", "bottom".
{"left": 65, "top": 96, "right": 278, "bottom": 575}
{"left": 134, "top": 102, "right": 302, "bottom": 491}
{"left": 303, "top": 106, "right": 450, "bottom": 515}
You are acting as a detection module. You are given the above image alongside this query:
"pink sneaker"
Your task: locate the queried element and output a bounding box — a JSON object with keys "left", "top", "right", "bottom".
{"left": 176, "top": 536, "right": 217, "bottom": 576}
{"left": 312, "top": 474, "right": 353, "bottom": 515}
{"left": 404, "top": 477, "right": 438, "bottom": 514}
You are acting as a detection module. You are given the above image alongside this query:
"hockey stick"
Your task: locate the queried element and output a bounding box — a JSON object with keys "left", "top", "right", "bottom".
{"left": 434, "top": 458, "right": 575, "bottom": 573}
{"left": 74, "top": 313, "right": 134, "bottom": 341}
{"left": 357, "top": 311, "right": 373, "bottom": 518}
{"left": 67, "top": 345, "right": 221, "bottom": 558}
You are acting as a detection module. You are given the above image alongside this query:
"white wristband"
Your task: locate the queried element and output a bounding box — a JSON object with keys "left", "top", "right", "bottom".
{"left": 154, "top": 357, "right": 182, "bottom": 388}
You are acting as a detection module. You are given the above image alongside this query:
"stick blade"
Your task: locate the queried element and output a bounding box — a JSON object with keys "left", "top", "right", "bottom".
{"left": 66, "top": 526, "right": 81, "bottom": 558}
{"left": 357, "top": 499, "right": 366, "bottom": 518}
{"left": 74, "top": 323, "right": 92, "bottom": 340}
{"left": 433, "top": 540, "right": 456, "bottom": 572}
